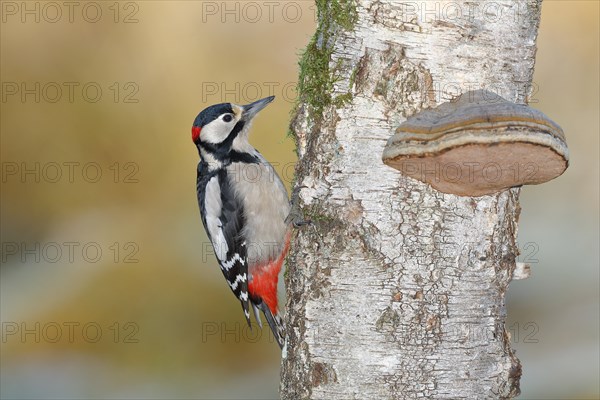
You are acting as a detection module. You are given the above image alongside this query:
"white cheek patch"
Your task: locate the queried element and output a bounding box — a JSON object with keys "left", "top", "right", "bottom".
{"left": 201, "top": 118, "right": 234, "bottom": 144}
{"left": 205, "top": 176, "right": 228, "bottom": 261}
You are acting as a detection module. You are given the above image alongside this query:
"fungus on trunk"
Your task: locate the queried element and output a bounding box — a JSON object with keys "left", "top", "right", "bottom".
{"left": 382, "top": 90, "right": 569, "bottom": 196}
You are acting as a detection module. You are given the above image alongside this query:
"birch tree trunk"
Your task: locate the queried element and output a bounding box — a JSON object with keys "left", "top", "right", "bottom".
{"left": 282, "top": 0, "right": 542, "bottom": 398}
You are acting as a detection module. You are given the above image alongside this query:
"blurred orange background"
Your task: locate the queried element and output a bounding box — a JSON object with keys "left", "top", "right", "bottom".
{"left": 1, "top": 1, "right": 598, "bottom": 399}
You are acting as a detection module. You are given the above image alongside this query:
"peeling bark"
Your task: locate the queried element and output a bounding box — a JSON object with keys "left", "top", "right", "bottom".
{"left": 282, "top": 1, "right": 541, "bottom": 398}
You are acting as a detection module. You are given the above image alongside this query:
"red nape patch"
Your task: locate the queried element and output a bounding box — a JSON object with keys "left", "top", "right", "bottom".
{"left": 248, "top": 232, "right": 291, "bottom": 315}
{"left": 192, "top": 126, "right": 201, "bottom": 142}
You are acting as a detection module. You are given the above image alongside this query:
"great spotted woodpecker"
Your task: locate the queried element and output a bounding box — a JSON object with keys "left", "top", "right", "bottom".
{"left": 193, "top": 96, "right": 290, "bottom": 349}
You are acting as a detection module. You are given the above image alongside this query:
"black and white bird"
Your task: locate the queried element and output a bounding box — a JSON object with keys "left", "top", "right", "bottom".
{"left": 192, "top": 96, "right": 290, "bottom": 348}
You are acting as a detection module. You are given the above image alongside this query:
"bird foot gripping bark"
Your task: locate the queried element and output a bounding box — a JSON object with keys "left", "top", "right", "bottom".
{"left": 286, "top": 185, "right": 311, "bottom": 228}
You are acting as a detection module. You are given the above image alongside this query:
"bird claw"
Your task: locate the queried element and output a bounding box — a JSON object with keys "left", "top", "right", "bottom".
{"left": 286, "top": 209, "right": 311, "bottom": 228}
{"left": 291, "top": 216, "right": 312, "bottom": 228}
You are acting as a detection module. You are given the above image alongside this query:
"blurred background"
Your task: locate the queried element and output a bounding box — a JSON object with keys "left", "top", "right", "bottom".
{"left": 0, "top": 1, "right": 597, "bottom": 399}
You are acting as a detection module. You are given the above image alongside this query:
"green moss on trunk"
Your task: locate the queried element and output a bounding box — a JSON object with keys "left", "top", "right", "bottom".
{"left": 289, "top": 0, "right": 357, "bottom": 138}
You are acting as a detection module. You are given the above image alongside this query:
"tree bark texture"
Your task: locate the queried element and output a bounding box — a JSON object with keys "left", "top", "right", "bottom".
{"left": 282, "top": 1, "right": 542, "bottom": 399}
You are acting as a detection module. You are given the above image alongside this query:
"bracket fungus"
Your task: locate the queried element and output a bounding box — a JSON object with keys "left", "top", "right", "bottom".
{"left": 382, "top": 90, "right": 569, "bottom": 196}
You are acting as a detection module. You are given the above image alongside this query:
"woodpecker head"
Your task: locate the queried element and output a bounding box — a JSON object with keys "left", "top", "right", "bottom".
{"left": 192, "top": 96, "right": 275, "bottom": 157}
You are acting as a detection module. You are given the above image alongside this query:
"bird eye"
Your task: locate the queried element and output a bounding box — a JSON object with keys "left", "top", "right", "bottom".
{"left": 222, "top": 114, "right": 233, "bottom": 123}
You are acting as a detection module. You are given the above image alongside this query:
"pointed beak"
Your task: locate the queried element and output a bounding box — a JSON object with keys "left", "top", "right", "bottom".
{"left": 241, "top": 96, "right": 275, "bottom": 121}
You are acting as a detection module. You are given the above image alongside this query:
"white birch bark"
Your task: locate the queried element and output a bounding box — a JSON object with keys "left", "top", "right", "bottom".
{"left": 282, "top": 1, "right": 542, "bottom": 398}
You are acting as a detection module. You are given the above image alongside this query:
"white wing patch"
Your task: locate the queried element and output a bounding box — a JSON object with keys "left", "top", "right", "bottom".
{"left": 205, "top": 176, "right": 228, "bottom": 261}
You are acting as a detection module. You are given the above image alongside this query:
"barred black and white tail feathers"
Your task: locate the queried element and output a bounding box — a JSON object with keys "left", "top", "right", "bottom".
{"left": 250, "top": 302, "right": 285, "bottom": 349}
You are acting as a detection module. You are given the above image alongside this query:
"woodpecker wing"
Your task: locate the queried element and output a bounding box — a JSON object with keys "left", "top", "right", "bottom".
{"left": 197, "top": 165, "right": 251, "bottom": 327}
